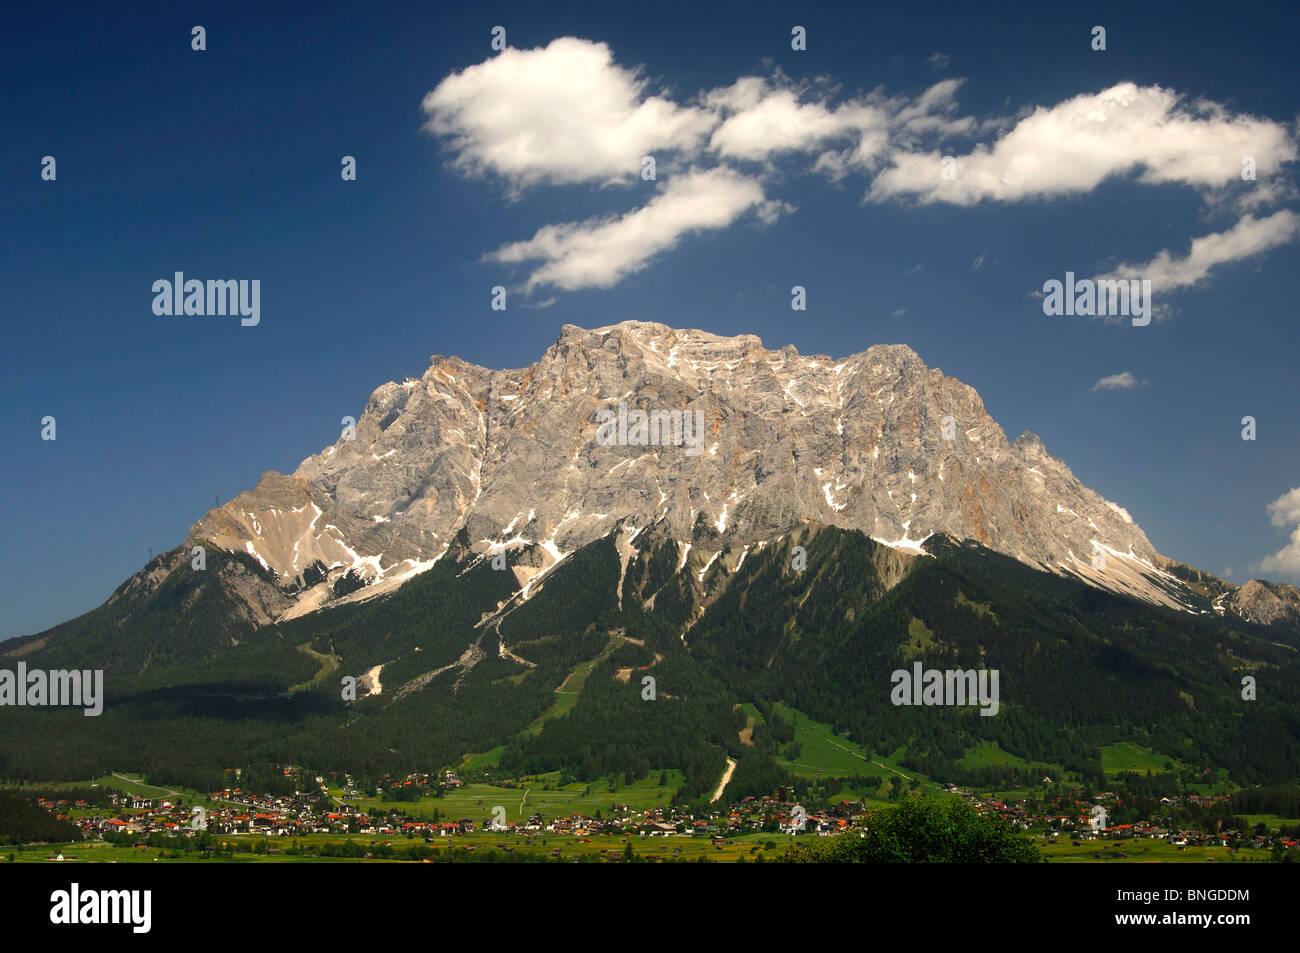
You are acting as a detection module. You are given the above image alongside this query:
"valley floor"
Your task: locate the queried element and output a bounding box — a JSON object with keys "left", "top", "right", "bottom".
{"left": 5, "top": 830, "right": 1279, "bottom": 864}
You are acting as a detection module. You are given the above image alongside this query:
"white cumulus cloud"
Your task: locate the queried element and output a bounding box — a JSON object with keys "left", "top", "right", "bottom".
{"left": 488, "top": 168, "right": 773, "bottom": 291}
{"left": 706, "top": 77, "right": 893, "bottom": 169}
{"left": 422, "top": 40, "right": 1299, "bottom": 295}
{"left": 868, "top": 82, "right": 1297, "bottom": 205}
{"left": 422, "top": 37, "right": 715, "bottom": 189}
{"left": 1257, "top": 487, "right": 1300, "bottom": 581}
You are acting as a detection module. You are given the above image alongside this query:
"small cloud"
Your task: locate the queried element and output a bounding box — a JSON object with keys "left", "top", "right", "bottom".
{"left": 972, "top": 249, "right": 989, "bottom": 271}
{"left": 1091, "top": 371, "right": 1147, "bottom": 391}
{"left": 518, "top": 297, "right": 557, "bottom": 310}
{"left": 1223, "top": 567, "right": 1234, "bottom": 579}
{"left": 890, "top": 308, "right": 907, "bottom": 319}
{"left": 755, "top": 199, "right": 797, "bottom": 225}
{"left": 906, "top": 263, "right": 924, "bottom": 275}
{"left": 1255, "top": 487, "right": 1300, "bottom": 582}
{"left": 926, "top": 52, "right": 951, "bottom": 71}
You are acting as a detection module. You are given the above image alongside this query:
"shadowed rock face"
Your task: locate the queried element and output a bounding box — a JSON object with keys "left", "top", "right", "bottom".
{"left": 186, "top": 321, "right": 1200, "bottom": 615}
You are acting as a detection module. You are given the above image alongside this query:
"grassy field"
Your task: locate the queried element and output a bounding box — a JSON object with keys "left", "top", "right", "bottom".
{"left": 459, "top": 746, "right": 506, "bottom": 772}
{"left": 4, "top": 829, "right": 794, "bottom": 864}
{"left": 334, "top": 769, "right": 686, "bottom": 821}
{"left": 960, "top": 741, "right": 1052, "bottom": 773}
{"left": 1040, "top": 837, "right": 1273, "bottom": 863}
{"left": 958, "top": 742, "right": 1072, "bottom": 800}
{"left": 769, "top": 703, "right": 938, "bottom": 793}
{"left": 289, "top": 641, "right": 341, "bottom": 694}
{"left": 9, "top": 829, "right": 1282, "bottom": 864}
{"left": 3, "top": 840, "right": 397, "bottom": 863}
{"left": 11, "top": 773, "right": 228, "bottom": 818}
{"left": 1099, "top": 742, "right": 1183, "bottom": 775}
{"left": 1241, "top": 814, "right": 1300, "bottom": 831}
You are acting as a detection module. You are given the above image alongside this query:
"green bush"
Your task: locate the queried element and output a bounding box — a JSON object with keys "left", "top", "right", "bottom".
{"left": 784, "top": 794, "right": 1041, "bottom": 863}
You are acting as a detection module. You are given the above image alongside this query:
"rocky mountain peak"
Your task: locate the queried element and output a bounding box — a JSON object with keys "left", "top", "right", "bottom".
{"left": 181, "top": 321, "right": 1221, "bottom": 619}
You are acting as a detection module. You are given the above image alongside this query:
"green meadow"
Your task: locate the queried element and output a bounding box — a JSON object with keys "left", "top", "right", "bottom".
{"left": 769, "top": 703, "right": 941, "bottom": 797}
{"left": 10, "top": 831, "right": 1280, "bottom": 864}
{"left": 1099, "top": 742, "right": 1183, "bottom": 776}
{"left": 289, "top": 641, "right": 341, "bottom": 693}
{"left": 335, "top": 769, "right": 686, "bottom": 821}
{"left": 5, "top": 830, "right": 793, "bottom": 864}
{"left": 1040, "top": 837, "right": 1272, "bottom": 864}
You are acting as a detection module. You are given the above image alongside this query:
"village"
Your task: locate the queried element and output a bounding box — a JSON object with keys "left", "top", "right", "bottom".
{"left": 32, "top": 769, "right": 1300, "bottom": 855}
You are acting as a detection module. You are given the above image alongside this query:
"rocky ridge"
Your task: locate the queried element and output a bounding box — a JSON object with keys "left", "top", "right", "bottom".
{"left": 183, "top": 321, "right": 1263, "bottom": 620}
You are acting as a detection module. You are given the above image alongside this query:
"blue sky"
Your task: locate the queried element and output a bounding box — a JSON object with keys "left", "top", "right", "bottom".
{"left": 3, "top": 0, "right": 1298, "bottom": 640}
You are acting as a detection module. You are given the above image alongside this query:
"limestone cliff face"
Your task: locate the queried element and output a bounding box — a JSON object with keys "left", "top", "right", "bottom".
{"left": 1221, "top": 579, "right": 1300, "bottom": 628}
{"left": 186, "top": 321, "right": 1212, "bottom": 616}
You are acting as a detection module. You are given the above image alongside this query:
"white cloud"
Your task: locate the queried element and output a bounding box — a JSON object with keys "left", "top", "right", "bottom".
{"left": 868, "top": 82, "right": 1297, "bottom": 205}
{"left": 488, "top": 168, "right": 770, "bottom": 291}
{"left": 755, "top": 198, "right": 797, "bottom": 224}
{"left": 423, "top": 41, "right": 1299, "bottom": 297}
{"left": 1091, "top": 372, "right": 1146, "bottom": 391}
{"left": 1098, "top": 210, "right": 1299, "bottom": 292}
{"left": 1267, "top": 487, "right": 1300, "bottom": 527}
{"left": 518, "top": 297, "right": 557, "bottom": 310}
{"left": 813, "top": 80, "right": 979, "bottom": 179}
{"left": 422, "top": 37, "right": 715, "bottom": 189}
{"left": 706, "top": 78, "right": 891, "bottom": 168}
{"left": 890, "top": 79, "right": 976, "bottom": 140}
{"left": 709, "top": 87, "right": 851, "bottom": 159}
{"left": 1257, "top": 487, "right": 1300, "bottom": 581}
{"left": 926, "top": 52, "right": 951, "bottom": 71}
{"left": 1226, "top": 177, "right": 1300, "bottom": 213}
{"left": 972, "top": 249, "right": 989, "bottom": 270}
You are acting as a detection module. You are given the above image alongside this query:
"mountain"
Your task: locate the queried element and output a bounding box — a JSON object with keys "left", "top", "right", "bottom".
{"left": 1219, "top": 578, "right": 1300, "bottom": 626}
{"left": 5, "top": 322, "right": 1299, "bottom": 796}
{"left": 149, "top": 321, "right": 1266, "bottom": 630}
{"left": 4, "top": 518, "right": 1298, "bottom": 796}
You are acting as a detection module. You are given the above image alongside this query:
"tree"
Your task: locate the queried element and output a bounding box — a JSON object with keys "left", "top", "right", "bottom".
{"left": 784, "top": 795, "right": 1042, "bottom": 863}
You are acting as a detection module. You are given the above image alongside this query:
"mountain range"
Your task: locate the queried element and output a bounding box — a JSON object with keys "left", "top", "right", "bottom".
{"left": 79, "top": 322, "right": 1300, "bottom": 629}
{"left": 5, "top": 322, "right": 1299, "bottom": 797}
